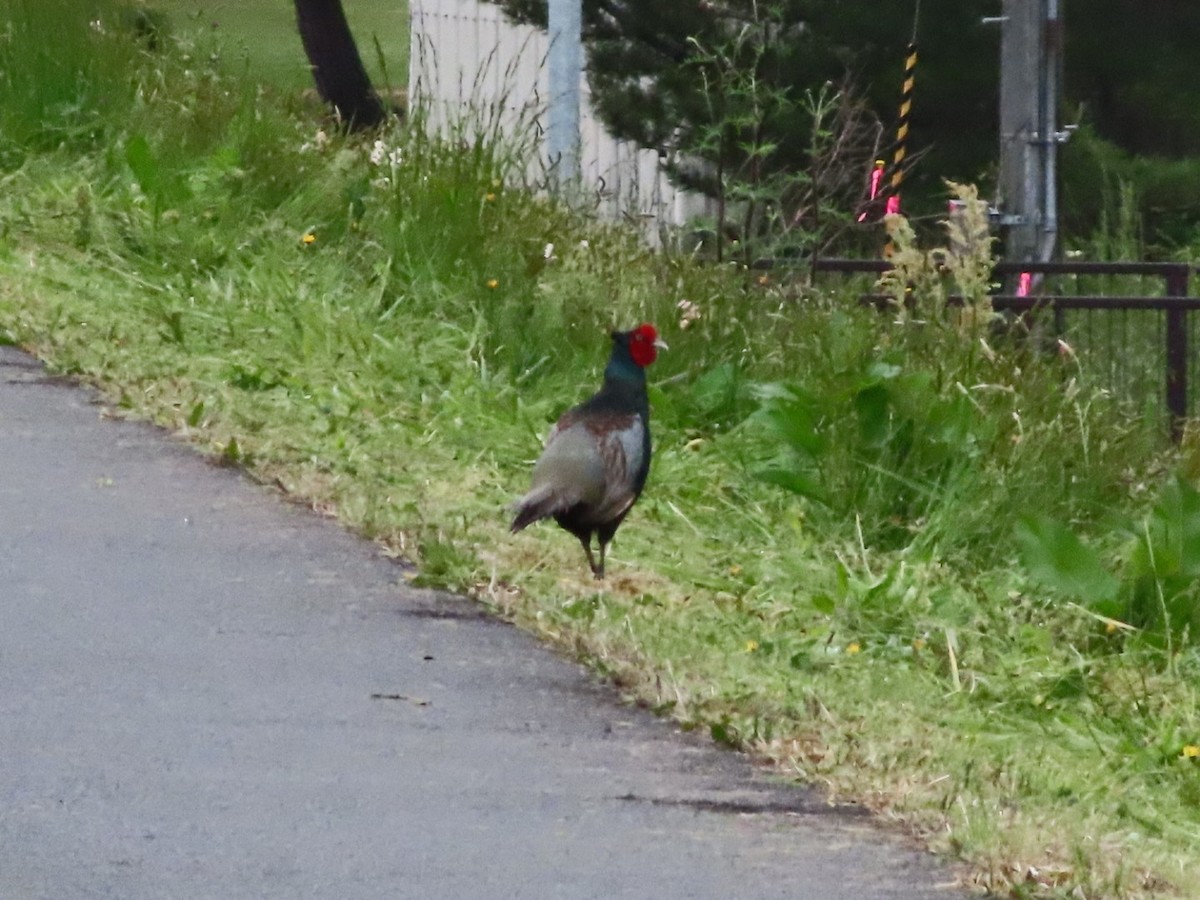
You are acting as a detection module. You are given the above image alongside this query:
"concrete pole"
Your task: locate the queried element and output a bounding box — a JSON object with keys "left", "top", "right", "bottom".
{"left": 547, "top": 0, "right": 582, "bottom": 191}
{"left": 998, "top": 0, "right": 1042, "bottom": 266}
{"left": 997, "top": 0, "right": 1063, "bottom": 274}
{"left": 1038, "top": 0, "right": 1063, "bottom": 263}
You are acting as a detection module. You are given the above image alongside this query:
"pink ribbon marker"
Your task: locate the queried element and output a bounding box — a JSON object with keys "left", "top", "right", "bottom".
{"left": 1017, "top": 272, "right": 1032, "bottom": 297}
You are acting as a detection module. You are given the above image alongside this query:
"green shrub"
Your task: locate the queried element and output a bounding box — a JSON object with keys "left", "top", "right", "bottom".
{"left": 746, "top": 185, "right": 1159, "bottom": 561}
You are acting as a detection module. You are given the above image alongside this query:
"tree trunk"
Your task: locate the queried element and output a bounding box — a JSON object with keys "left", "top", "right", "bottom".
{"left": 294, "top": 0, "right": 389, "bottom": 131}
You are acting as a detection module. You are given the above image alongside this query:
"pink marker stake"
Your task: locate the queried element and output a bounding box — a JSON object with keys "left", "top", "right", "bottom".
{"left": 1017, "top": 272, "right": 1032, "bottom": 297}
{"left": 870, "top": 164, "right": 884, "bottom": 199}
{"left": 858, "top": 161, "right": 886, "bottom": 222}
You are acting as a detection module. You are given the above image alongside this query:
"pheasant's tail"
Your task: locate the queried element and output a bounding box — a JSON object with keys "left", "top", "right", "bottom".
{"left": 509, "top": 485, "right": 573, "bottom": 533}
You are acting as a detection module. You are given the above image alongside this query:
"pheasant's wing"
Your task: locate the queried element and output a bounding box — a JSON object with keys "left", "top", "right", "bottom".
{"left": 532, "top": 419, "right": 607, "bottom": 504}
{"left": 573, "top": 411, "right": 645, "bottom": 525}
{"left": 510, "top": 415, "right": 604, "bottom": 531}
{"left": 510, "top": 410, "right": 644, "bottom": 532}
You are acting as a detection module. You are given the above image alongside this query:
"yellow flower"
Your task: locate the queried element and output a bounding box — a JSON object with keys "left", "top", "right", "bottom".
{"left": 728, "top": 564, "right": 742, "bottom": 576}
{"left": 744, "top": 640, "right": 759, "bottom": 653}
{"left": 1183, "top": 745, "right": 1200, "bottom": 759}
{"left": 301, "top": 232, "right": 316, "bottom": 245}
{"left": 484, "top": 192, "right": 497, "bottom": 202}
{"left": 846, "top": 641, "right": 862, "bottom": 655}
{"left": 912, "top": 638, "right": 926, "bottom": 652}
{"left": 486, "top": 278, "right": 499, "bottom": 289}
{"left": 756, "top": 274, "right": 769, "bottom": 285}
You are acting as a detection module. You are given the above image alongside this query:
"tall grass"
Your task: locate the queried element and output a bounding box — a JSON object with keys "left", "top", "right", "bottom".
{"left": 0, "top": 0, "right": 145, "bottom": 158}
{"left": 146, "top": 0, "right": 410, "bottom": 91}
{"left": 3, "top": 9, "right": 1200, "bottom": 897}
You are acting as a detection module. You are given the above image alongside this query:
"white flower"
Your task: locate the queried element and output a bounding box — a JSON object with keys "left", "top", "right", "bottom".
{"left": 543, "top": 242, "right": 555, "bottom": 260}
{"left": 369, "top": 140, "right": 402, "bottom": 168}
{"left": 578, "top": 239, "right": 589, "bottom": 250}
{"left": 677, "top": 298, "right": 701, "bottom": 329}
{"left": 300, "top": 129, "right": 330, "bottom": 154}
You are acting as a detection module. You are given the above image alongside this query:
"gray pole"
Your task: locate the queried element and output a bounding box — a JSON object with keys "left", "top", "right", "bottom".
{"left": 998, "top": 0, "right": 1041, "bottom": 266}
{"left": 1038, "top": 0, "right": 1063, "bottom": 264}
{"left": 547, "top": 0, "right": 582, "bottom": 191}
{"left": 997, "top": 0, "right": 1064, "bottom": 274}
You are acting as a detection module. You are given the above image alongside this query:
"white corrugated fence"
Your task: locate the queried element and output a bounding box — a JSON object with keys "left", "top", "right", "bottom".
{"left": 408, "top": 0, "right": 713, "bottom": 237}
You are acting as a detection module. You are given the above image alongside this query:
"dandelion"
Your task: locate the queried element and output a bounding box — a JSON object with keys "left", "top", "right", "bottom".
{"left": 301, "top": 232, "right": 316, "bottom": 245}
{"left": 485, "top": 192, "right": 497, "bottom": 202}
{"left": 744, "top": 640, "right": 759, "bottom": 653}
{"left": 846, "top": 642, "right": 862, "bottom": 655}
{"left": 728, "top": 564, "right": 742, "bottom": 576}
{"left": 486, "top": 278, "right": 499, "bottom": 289}
{"left": 756, "top": 274, "right": 770, "bottom": 286}
{"left": 1183, "top": 745, "right": 1200, "bottom": 759}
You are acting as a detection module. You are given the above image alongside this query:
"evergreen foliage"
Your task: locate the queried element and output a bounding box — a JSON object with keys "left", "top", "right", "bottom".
{"left": 493, "top": 0, "right": 1200, "bottom": 245}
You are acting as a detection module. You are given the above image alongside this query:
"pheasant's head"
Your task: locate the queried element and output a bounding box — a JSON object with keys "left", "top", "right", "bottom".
{"left": 620, "top": 323, "right": 668, "bottom": 368}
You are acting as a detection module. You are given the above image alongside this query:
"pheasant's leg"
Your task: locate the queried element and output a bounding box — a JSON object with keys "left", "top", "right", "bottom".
{"left": 594, "top": 540, "right": 608, "bottom": 580}
{"left": 594, "top": 521, "right": 622, "bottom": 581}
{"left": 580, "top": 537, "right": 602, "bottom": 579}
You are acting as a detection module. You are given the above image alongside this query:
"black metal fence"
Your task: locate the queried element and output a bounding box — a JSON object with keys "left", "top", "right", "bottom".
{"left": 811, "top": 259, "right": 1199, "bottom": 438}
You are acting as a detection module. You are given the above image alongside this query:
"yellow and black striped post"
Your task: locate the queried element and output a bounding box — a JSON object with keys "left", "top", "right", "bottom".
{"left": 883, "top": 40, "right": 918, "bottom": 256}
{"left": 889, "top": 41, "right": 918, "bottom": 208}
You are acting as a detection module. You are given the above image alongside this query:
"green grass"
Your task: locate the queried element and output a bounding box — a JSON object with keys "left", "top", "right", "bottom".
{"left": 5, "top": 6, "right": 1200, "bottom": 898}
{"left": 144, "top": 0, "right": 408, "bottom": 91}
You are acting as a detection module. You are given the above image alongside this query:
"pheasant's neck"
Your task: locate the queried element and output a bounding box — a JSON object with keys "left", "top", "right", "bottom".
{"left": 603, "top": 352, "right": 645, "bottom": 386}
{"left": 595, "top": 371, "right": 648, "bottom": 417}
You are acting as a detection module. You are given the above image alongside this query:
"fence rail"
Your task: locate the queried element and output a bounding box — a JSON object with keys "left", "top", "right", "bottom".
{"left": 811, "top": 258, "right": 1199, "bottom": 438}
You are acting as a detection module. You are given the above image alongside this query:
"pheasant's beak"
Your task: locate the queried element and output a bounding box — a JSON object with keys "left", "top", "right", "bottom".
{"left": 653, "top": 337, "right": 669, "bottom": 351}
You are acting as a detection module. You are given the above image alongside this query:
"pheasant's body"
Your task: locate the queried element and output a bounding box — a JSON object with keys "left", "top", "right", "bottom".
{"left": 510, "top": 325, "right": 664, "bottom": 578}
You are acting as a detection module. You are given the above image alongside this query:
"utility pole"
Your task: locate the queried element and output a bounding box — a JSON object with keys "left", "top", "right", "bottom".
{"left": 547, "top": 0, "right": 582, "bottom": 192}
{"left": 996, "top": 0, "right": 1066, "bottom": 280}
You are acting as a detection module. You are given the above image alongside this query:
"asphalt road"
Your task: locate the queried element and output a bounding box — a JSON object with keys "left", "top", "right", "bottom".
{"left": 0, "top": 346, "right": 969, "bottom": 899}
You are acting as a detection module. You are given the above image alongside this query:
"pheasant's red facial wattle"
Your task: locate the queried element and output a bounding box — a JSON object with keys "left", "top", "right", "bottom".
{"left": 628, "top": 323, "right": 661, "bottom": 368}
